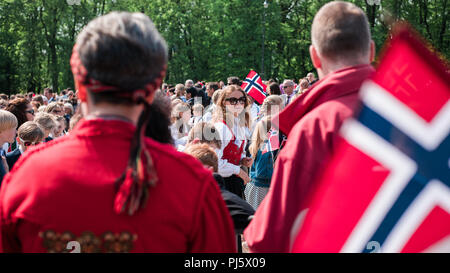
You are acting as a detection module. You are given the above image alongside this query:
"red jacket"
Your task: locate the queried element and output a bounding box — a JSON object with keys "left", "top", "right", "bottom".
{"left": 0, "top": 118, "right": 236, "bottom": 253}
{"left": 243, "top": 64, "right": 375, "bottom": 252}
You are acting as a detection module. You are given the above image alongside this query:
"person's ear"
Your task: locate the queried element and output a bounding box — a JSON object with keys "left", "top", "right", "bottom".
{"left": 369, "top": 40, "right": 376, "bottom": 63}
{"left": 16, "top": 136, "right": 21, "bottom": 145}
{"left": 309, "top": 45, "right": 322, "bottom": 69}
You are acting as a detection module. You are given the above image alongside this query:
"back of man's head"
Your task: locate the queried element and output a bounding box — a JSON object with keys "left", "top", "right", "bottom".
{"left": 311, "top": 1, "right": 371, "bottom": 64}
{"left": 75, "top": 11, "right": 168, "bottom": 105}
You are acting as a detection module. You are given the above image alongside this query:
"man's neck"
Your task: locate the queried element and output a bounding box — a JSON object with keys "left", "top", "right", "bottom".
{"left": 319, "top": 58, "right": 369, "bottom": 79}
{"left": 83, "top": 102, "right": 143, "bottom": 125}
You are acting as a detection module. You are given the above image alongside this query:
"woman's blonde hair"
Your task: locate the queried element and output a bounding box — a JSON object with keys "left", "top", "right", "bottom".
{"left": 192, "top": 104, "right": 204, "bottom": 113}
{"left": 171, "top": 102, "right": 190, "bottom": 138}
{"left": 212, "top": 85, "right": 251, "bottom": 128}
{"left": 260, "top": 95, "right": 283, "bottom": 117}
{"left": 0, "top": 110, "right": 18, "bottom": 132}
{"left": 174, "top": 84, "right": 185, "bottom": 97}
{"left": 171, "top": 102, "right": 190, "bottom": 121}
{"left": 211, "top": 89, "right": 222, "bottom": 105}
{"left": 44, "top": 102, "right": 62, "bottom": 114}
{"left": 249, "top": 116, "right": 272, "bottom": 159}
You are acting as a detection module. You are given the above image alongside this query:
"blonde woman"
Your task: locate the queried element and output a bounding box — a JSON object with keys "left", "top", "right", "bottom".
{"left": 212, "top": 85, "right": 252, "bottom": 198}
{"left": 44, "top": 102, "right": 64, "bottom": 116}
{"left": 295, "top": 78, "right": 310, "bottom": 97}
{"left": 170, "top": 83, "right": 186, "bottom": 102}
{"left": 259, "top": 95, "right": 284, "bottom": 117}
{"left": 245, "top": 116, "right": 276, "bottom": 210}
{"left": 170, "top": 102, "right": 191, "bottom": 149}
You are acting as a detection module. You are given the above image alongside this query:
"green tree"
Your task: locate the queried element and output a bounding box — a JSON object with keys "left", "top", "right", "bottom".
{"left": 0, "top": 0, "right": 448, "bottom": 93}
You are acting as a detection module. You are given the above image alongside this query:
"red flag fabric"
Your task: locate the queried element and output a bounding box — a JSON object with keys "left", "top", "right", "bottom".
{"left": 241, "top": 70, "right": 267, "bottom": 104}
{"left": 261, "top": 128, "right": 279, "bottom": 155}
{"left": 291, "top": 25, "right": 450, "bottom": 253}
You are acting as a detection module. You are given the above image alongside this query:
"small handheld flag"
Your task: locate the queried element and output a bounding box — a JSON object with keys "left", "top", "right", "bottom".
{"left": 241, "top": 70, "right": 267, "bottom": 105}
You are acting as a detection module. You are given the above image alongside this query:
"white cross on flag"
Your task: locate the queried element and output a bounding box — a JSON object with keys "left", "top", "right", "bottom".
{"left": 241, "top": 70, "right": 267, "bottom": 105}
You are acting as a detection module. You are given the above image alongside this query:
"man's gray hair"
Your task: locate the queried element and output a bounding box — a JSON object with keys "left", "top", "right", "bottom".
{"left": 283, "top": 80, "right": 294, "bottom": 86}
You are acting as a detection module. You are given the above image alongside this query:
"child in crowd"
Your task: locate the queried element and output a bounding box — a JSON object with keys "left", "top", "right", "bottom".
{"left": 170, "top": 102, "right": 191, "bottom": 150}
{"left": 34, "top": 112, "right": 57, "bottom": 142}
{"left": 54, "top": 115, "right": 68, "bottom": 137}
{"left": 295, "top": 78, "right": 310, "bottom": 97}
{"left": 245, "top": 116, "right": 278, "bottom": 210}
{"left": 6, "top": 121, "right": 44, "bottom": 170}
{"left": 189, "top": 104, "right": 204, "bottom": 128}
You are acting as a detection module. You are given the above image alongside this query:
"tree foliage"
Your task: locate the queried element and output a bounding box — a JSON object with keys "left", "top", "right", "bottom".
{"left": 0, "top": 0, "right": 448, "bottom": 94}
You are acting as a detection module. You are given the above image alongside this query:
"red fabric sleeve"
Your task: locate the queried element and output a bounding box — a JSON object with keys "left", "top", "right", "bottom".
{"left": 188, "top": 176, "right": 236, "bottom": 253}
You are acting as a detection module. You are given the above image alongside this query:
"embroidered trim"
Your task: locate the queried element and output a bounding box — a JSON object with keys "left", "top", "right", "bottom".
{"left": 39, "top": 230, "right": 138, "bottom": 253}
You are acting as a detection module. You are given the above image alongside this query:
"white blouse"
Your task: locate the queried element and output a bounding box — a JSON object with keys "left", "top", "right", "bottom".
{"left": 214, "top": 118, "right": 247, "bottom": 177}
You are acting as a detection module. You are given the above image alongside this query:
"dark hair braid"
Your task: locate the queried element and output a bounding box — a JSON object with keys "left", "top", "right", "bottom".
{"left": 114, "top": 96, "right": 158, "bottom": 215}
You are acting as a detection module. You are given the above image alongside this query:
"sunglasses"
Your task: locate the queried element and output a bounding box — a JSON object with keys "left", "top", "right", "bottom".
{"left": 19, "top": 138, "right": 41, "bottom": 147}
{"left": 25, "top": 109, "right": 34, "bottom": 115}
{"left": 52, "top": 109, "right": 62, "bottom": 114}
{"left": 225, "top": 97, "right": 246, "bottom": 105}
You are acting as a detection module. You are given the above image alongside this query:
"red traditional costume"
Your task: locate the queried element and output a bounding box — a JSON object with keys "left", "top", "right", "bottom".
{"left": 0, "top": 118, "right": 236, "bottom": 252}
{"left": 243, "top": 64, "right": 375, "bottom": 252}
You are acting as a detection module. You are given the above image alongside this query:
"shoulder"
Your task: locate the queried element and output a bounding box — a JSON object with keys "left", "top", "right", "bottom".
{"left": 281, "top": 97, "right": 358, "bottom": 161}
{"left": 295, "top": 92, "right": 359, "bottom": 134}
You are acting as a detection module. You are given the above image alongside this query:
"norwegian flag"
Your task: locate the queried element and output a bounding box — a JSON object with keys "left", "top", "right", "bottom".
{"left": 241, "top": 70, "right": 267, "bottom": 105}
{"left": 262, "top": 128, "right": 279, "bottom": 155}
{"left": 292, "top": 25, "right": 450, "bottom": 253}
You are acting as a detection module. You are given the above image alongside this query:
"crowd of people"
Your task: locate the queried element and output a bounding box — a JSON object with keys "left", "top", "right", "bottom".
{"left": 0, "top": 1, "right": 383, "bottom": 253}
{"left": 0, "top": 88, "right": 82, "bottom": 183}
{"left": 160, "top": 73, "right": 316, "bottom": 209}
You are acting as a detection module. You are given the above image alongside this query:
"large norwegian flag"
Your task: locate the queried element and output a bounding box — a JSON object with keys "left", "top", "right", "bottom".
{"left": 241, "top": 70, "right": 267, "bottom": 105}
{"left": 292, "top": 25, "right": 450, "bottom": 253}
